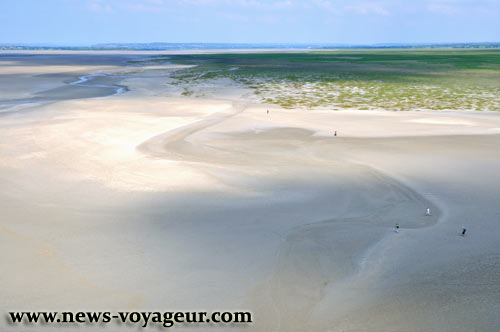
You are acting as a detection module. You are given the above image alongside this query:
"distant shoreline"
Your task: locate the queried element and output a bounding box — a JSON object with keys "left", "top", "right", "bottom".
{"left": 2, "top": 47, "right": 500, "bottom": 56}
{"left": 1, "top": 42, "right": 500, "bottom": 52}
{"left": 0, "top": 49, "right": 318, "bottom": 55}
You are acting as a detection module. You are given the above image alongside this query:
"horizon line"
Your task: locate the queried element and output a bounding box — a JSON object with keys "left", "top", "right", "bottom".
{"left": 2, "top": 41, "right": 500, "bottom": 51}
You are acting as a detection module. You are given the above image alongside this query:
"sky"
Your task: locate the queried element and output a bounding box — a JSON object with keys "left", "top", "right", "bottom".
{"left": 1, "top": 0, "right": 499, "bottom": 45}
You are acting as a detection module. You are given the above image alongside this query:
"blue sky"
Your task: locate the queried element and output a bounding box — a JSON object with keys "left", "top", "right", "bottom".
{"left": 1, "top": 0, "right": 499, "bottom": 45}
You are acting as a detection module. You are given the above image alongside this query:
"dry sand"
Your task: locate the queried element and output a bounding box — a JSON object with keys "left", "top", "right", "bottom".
{"left": 0, "top": 53, "right": 499, "bottom": 332}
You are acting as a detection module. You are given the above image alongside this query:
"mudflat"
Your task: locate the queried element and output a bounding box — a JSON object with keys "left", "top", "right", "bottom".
{"left": 1, "top": 52, "right": 499, "bottom": 332}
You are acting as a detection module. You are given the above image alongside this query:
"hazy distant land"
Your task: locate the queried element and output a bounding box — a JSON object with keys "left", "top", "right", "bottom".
{"left": 2, "top": 41, "right": 500, "bottom": 51}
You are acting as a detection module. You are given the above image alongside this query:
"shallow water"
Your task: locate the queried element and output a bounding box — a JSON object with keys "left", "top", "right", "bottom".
{"left": 0, "top": 70, "right": 128, "bottom": 111}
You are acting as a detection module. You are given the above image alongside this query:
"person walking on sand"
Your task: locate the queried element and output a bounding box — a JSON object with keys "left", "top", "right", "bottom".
{"left": 461, "top": 227, "right": 467, "bottom": 236}
{"left": 334, "top": 130, "right": 337, "bottom": 137}
{"left": 267, "top": 109, "right": 269, "bottom": 114}
{"left": 394, "top": 223, "right": 400, "bottom": 233}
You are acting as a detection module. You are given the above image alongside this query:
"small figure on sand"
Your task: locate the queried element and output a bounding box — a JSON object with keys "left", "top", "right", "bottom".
{"left": 267, "top": 109, "right": 269, "bottom": 114}
{"left": 394, "top": 223, "right": 400, "bottom": 233}
{"left": 425, "top": 208, "right": 431, "bottom": 216}
{"left": 334, "top": 130, "right": 337, "bottom": 137}
{"left": 461, "top": 227, "right": 467, "bottom": 236}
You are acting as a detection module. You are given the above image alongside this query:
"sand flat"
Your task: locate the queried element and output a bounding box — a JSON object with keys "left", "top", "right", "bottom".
{"left": 1, "top": 53, "right": 499, "bottom": 332}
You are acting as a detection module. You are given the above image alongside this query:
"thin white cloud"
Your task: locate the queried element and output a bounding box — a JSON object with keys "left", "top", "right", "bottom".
{"left": 86, "top": 0, "right": 169, "bottom": 13}
{"left": 427, "top": 3, "right": 460, "bottom": 15}
{"left": 312, "top": 0, "right": 338, "bottom": 13}
{"left": 88, "top": 0, "right": 113, "bottom": 13}
{"left": 346, "top": 2, "right": 390, "bottom": 16}
{"left": 176, "top": 0, "right": 294, "bottom": 8}
{"left": 426, "top": 0, "right": 500, "bottom": 17}
{"left": 82, "top": 0, "right": 500, "bottom": 20}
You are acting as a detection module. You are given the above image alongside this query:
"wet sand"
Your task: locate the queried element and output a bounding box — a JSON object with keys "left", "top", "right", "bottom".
{"left": 0, "top": 53, "right": 499, "bottom": 331}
